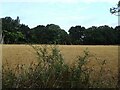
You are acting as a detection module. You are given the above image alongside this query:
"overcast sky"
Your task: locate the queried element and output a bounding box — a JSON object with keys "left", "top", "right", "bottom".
{"left": 0, "top": 0, "right": 119, "bottom": 31}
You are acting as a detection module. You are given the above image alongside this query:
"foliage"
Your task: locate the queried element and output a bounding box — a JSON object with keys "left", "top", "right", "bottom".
{"left": 2, "top": 45, "right": 117, "bottom": 88}
{"left": 68, "top": 26, "right": 85, "bottom": 45}
{"left": 1, "top": 16, "right": 119, "bottom": 45}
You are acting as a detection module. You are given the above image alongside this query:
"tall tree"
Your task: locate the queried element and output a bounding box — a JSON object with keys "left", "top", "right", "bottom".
{"left": 114, "top": 26, "right": 120, "bottom": 44}
{"left": 68, "top": 26, "right": 85, "bottom": 45}
{"left": 30, "top": 25, "right": 46, "bottom": 44}
{"left": 97, "top": 25, "right": 116, "bottom": 45}
{"left": 84, "top": 26, "right": 98, "bottom": 45}
{"left": 2, "top": 16, "right": 25, "bottom": 44}
{"left": 19, "top": 24, "right": 31, "bottom": 43}
{"left": 46, "top": 24, "right": 63, "bottom": 44}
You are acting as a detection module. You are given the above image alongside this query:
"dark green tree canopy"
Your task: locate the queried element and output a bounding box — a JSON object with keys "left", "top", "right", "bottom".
{"left": 68, "top": 26, "right": 86, "bottom": 45}
{"left": 1, "top": 16, "right": 119, "bottom": 45}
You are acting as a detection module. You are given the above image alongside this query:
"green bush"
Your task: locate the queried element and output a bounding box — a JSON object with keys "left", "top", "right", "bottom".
{"left": 2, "top": 45, "right": 117, "bottom": 88}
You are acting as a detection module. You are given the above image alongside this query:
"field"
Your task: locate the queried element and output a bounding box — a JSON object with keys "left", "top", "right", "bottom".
{"left": 2, "top": 45, "right": 118, "bottom": 73}
{"left": 2, "top": 45, "right": 119, "bottom": 88}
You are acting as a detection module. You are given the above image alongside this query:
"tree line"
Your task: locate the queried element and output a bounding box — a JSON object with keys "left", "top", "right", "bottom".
{"left": 1, "top": 16, "right": 120, "bottom": 45}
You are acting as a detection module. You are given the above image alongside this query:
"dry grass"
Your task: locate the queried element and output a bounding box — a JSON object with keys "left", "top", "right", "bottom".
{"left": 2, "top": 44, "right": 118, "bottom": 88}
{"left": 59, "top": 45, "right": 118, "bottom": 73}
{"left": 2, "top": 45, "right": 118, "bottom": 75}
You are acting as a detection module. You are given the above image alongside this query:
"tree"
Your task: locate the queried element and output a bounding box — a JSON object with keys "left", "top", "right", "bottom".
{"left": 31, "top": 24, "right": 69, "bottom": 44}
{"left": 114, "top": 26, "right": 120, "bottom": 44}
{"left": 2, "top": 17, "right": 20, "bottom": 32}
{"left": 84, "top": 25, "right": 117, "bottom": 45}
{"left": 110, "top": 1, "right": 120, "bottom": 16}
{"left": 68, "top": 26, "right": 86, "bottom": 45}
{"left": 56, "top": 29, "right": 70, "bottom": 45}
{"left": 19, "top": 24, "right": 31, "bottom": 43}
{"left": 30, "top": 25, "right": 47, "bottom": 44}
{"left": 1, "top": 16, "right": 119, "bottom": 45}
{"left": 2, "top": 16, "right": 25, "bottom": 44}
{"left": 84, "top": 26, "right": 98, "bottom": 45}
{"left": 45, "top": 24, "right": 61, "bottom": 44}
{"left": 97, "top": 25, "right": 117, "bottom": 45}
{"left": 3, "top": 30, "right": 24, "bottom": 44}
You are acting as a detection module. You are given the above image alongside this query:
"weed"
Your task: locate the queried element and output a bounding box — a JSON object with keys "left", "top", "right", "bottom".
{"left": 2, "top": 45, "right": 117, "bottom": 88}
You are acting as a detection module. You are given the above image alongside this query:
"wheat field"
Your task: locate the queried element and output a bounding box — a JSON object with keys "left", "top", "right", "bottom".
{"left": 2, "top": 45, "right": 118, "bottom": 74}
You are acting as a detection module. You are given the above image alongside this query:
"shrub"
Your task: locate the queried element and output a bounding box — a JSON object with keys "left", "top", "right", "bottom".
{"left": 2, "top": 45, "right": 117, "bottom": 88}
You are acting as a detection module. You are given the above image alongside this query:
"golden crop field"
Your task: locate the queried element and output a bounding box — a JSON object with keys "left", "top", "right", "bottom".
{"left": 2, "top": 45, "right": 118, "bottom": 74}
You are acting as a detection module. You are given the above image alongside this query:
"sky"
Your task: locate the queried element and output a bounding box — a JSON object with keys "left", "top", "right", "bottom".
{"left": 0, "top": 0, "right": 119, "bottom": 31}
